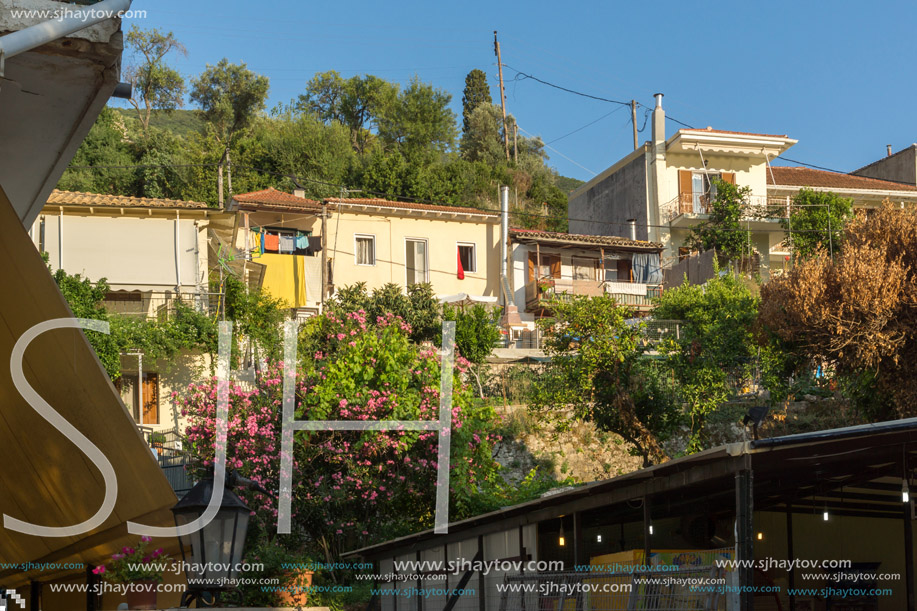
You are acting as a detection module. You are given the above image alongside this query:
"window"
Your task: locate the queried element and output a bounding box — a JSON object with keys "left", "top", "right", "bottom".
{"left": 115, "top": 372, "right": 159, "bottom": 425}
{"left": 678, "top": 171, "right": 735, "bottom": 215}
{"left": 355, "top": 234, "right": 376, "bottom": 266}
{"left": 405, "top": 239, "right": 428, "bottom": 285}
{"left": 457, "top": 243, "right": 476, "bottom": 274}
{"left": 572, "top": 257, "right": 598, "bottom": 281}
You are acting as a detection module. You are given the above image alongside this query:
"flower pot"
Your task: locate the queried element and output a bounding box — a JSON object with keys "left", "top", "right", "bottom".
{"left": 126, "top": 580, "right": 157, "bottom": 610}
{"left": 276, "top": 570, "right": 313, "bottom": 608}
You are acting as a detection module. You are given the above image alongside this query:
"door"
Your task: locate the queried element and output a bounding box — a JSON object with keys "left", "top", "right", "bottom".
{"left": 115, "top": 372, "right": 159, "bottom": 425}
{"left": 142, "top": 373, "right": 159, "bottom": 425}
{"left": 405, "top": 239, "right": 428, "bottom": 285}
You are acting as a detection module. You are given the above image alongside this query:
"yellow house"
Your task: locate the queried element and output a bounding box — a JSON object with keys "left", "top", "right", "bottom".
{"left": 230, "top": 188, "right": 502, "bottom": 312}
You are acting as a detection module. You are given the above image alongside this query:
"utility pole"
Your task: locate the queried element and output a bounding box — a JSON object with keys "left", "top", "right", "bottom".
{"left": 320, "top": 200, "right": 328, "bottom": 310}
{"left": 631, "top": 100, "right": 638, "bottom": 150}
{"left": 494, "top": 30, "right": 510, "bottom": 161}
{"left": 513, "top": 119, "right": 518, "bottom": 163}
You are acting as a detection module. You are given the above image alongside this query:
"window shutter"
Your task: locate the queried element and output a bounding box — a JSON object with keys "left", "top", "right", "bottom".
{"left": 550, "top": 256, "right": 561, "bottom": 279}
{"left": 721, "top": 172, "right": 736, "bottom": 185}
{"left": 617, "top": 259, "right": 633, "bottom": 282}
{"left": 679, "top": 170, "right": 693, "bottom": 198}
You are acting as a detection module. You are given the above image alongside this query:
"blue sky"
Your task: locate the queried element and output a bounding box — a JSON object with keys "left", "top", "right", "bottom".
{"left": 123, "top": 0, "right": 917, "bottom": 182}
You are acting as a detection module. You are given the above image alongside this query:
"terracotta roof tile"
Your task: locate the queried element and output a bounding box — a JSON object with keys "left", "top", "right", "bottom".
{"left": 768, "top": 166, "right": 917, "bottom": 192}
{"left": 48, "top": 189, "right": 208, "bottom": 209}
{"left": 509, "top": 228, "right": 663, "bottom": 250}
{"left": 233, "top": 188, "right": 322, "bottom": 211}
{"left": 326, "top": 197, "right": 498, "bottom": 217}
{"left": 679, "top": 127, "right": 789, "bottom": 139}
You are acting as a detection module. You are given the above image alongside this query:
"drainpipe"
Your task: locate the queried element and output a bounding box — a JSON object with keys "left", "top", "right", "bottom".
{"left": 58, "top": 207, "right": 63, "bottom": 271}
{"left": 500, "top": 185, "right": 509, "bottom": 297}
{"left": 174, "top": 212, "right": 182, "bottom": 292}
{"left": 0, "top": 0, "right": 132, "bottom": 76}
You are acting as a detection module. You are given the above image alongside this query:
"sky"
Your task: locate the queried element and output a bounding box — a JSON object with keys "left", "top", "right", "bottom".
{"left": 121, "top": 0, "right": 917, "bottom": 183}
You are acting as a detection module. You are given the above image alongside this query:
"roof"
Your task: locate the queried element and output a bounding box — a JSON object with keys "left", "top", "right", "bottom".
{"left": 678, "top": 127, "right": 790, "bottom": 139}
{"left": 327, "top": 197, "right": 498, "bottom": 217}
{"left": 852, "top": 144, "right": 917, "bottom": 175}
{"left": 509, "top": 228, "right": 663, "bottom": 250}
{"left": 48, "top": 189, "right": 209, "bottom": 209}
{"left": 232, "top": 187, "right": 322, "bottom": 212}
{"left": 768, "top": 166, "right": 917, "bottom": 192}
{"left": 345, "top": 415, "right": 917, "bottom": 559}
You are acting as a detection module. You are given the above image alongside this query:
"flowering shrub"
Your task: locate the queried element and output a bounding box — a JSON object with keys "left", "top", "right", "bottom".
{"left": 91, "top": 537, "right": 169, "bottom": 583}
{"left": 179, "top": 311, "right": 503, "bottom": 558}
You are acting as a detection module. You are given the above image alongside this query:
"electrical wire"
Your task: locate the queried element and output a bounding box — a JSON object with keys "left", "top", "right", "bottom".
{"left": 547, "top": 106, "right": 627, "bottom": 145}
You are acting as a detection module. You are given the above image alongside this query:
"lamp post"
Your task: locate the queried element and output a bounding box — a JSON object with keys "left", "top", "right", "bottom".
{"left": 171, "top": 473, "right": 252, "bottom": 608}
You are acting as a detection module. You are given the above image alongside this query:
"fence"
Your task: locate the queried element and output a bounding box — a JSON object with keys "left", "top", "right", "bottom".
{"left": 105, "top": 291, "right": 225, "bottom": 321}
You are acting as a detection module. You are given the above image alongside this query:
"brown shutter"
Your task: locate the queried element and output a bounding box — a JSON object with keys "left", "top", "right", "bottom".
{"left": 617, "top": 259, "right": 633, "bottom": 282}
{"left": 142, "top": 373, "right": 159, "bottom": 425}
{"left": 679, "top": 170, "right": 693, "bottom": 198}
{"left": 549, "top": 256, "right": 561, "bottom": 279}
{"left": 528, "top": 252, "right": 536, "bottom": 281}
{"left": 721, "top": 172, "right": 736, "bottom": 185}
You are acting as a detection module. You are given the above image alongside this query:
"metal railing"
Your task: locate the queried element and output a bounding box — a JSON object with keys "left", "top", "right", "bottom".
{"left": 105, "top": 291, "right": 224, "bottom": 321}
{"left": 660, "top": 194, "right": 791, "bottom": 223}
{"left": 138, "top": 426, "right": 194, "bottom": 496}
{"left": 527, "top": 281, "right": 663, "bottom": 311}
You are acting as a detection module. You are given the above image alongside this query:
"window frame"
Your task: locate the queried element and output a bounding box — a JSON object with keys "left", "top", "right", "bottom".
{"left": 354, "top": 233, "right": 377, "bottom": 266}
{"left": 456, "top": 242, "right": 477, "bottom": 274}
{"left": 404, "top": 237, "right": 430, "bottom": 286}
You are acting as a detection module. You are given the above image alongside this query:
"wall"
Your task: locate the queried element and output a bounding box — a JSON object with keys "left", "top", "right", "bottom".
{"left": 118, "top": 350, "right": 212, "bottom": 432}
{"left": 853, "top": 146, "right": 917, "bottom": 185}
{"left": 569, "top": 151, "right": 648, "bottom": 240}
{"left": 33, "top": 212, "right": 204, "bottom": 292}
{"left": 327, "top": 212, "right": 500, "bottom": 299}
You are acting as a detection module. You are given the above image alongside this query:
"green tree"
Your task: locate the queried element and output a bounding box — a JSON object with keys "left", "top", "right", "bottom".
{"left": 441, "top": 303, "right": 502, "bottom": 398}
{"left": 460, "top": 104, "right": 504, "bottom": 164}
{"left": 461, "top": 69, "right": 493, "bottom": 154}
{"left": 190, "top": 59, "right": 270, "bottom": 202}
{"left": 653, "top": 271, "right": 759, "bottom": 451}
{"left": 223, "top": 275, "right": 289, "bottom": 363}
{"left": 780, "top": 188, "right": 853, "bottom": 259}
{"left": 685, "top": 179, "right": 751, "bottom": 265}
{"left": 377, "top": 77, "right": 457, "bottom": 159}
{"left": 124, "top": 27, "right": 187, "bottom": 136}
{"left": 533, "top": 296, "right": 681, "bottom": 466}
{"left": 52, "top": 270, "right": 121, "bottom": 379}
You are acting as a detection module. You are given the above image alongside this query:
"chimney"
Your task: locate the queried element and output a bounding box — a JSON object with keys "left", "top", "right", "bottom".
{"left": 627, "top": 219, "right": 637, "bottom": 240}
{"left": 887, "top": 145, "right": 893, "bottom": 157}
{"left": 293, "top": 188, "right": 306, "bottom": 199}
{"left": 652, "top": 93, "right": 665, "bottom": 146}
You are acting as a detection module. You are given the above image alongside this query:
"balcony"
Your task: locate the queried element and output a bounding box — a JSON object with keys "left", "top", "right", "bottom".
{"left": 138, "top": 426, "right": 193, "bottom": 497}
{"left": 104, "top": 291, "right": 224, "bottom": 321}
{"left": 660, "top": 194, "right": 791, "bottom": 225}
{"left": 526, "top": 279, "right": 662, "bottom": 312}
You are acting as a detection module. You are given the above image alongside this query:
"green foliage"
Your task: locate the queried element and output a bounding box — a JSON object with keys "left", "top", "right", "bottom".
{"left": 533, "top": 296, "right": 681, "bottom": 465}
{"left": 53, "top": 270, "right": 121, "bottom": 378}
{"left": 461, "top": 69, "right": 493, "bottom": 141}
{"left": 442, "top": 303, "right": 501, "bottom": 365}
{"left": 686, "top": 179, "right": 752, "bottom": 264}
{"left": 780, "top": 188, "right": 853, "bottom": 259}
{"left": 190, "top": 59, "right": 270, "bottom": 148}
{"left": 653, "top": 272, "right": 759, "bottom": 451}
{"left": 223, "top": 275, "right": 289, "bottom": 362}
{"left": 124, "top": 26, "right": 187, "bottom": 135}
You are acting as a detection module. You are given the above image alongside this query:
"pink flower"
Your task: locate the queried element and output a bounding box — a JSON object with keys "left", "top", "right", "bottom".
{"left": 92, "top": 565, "right": 106, "bottom": 575}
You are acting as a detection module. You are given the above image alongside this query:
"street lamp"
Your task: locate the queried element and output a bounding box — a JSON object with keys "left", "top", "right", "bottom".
{"left": 172, "top": 473, "right": 252, "bottom": 607}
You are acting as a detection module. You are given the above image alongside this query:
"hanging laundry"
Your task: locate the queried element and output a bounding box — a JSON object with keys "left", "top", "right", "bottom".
{"left": 295, "top": 234, "right": 309, "bottom": 250}
{"left": 279, "top": 234, "right": 295, "bottom": 253}
{"left": 264, "top": 233, "right": 280, "bottom": 252}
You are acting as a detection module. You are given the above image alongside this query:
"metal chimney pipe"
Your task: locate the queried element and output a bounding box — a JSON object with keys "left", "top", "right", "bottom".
{"left": 627, "top": 219, "right": 636, "bottom": 240}
{"left": 500, "top": 186, "right": 509, "bottom": 283}
{"left": 887, "top": 145, "right": 893, "bottom": 157}
{"left": 654, "top": 93, "right": 664, "bottom": 108}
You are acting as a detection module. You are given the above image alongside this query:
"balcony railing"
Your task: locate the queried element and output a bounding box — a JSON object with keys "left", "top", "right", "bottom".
{"left": 138, "top": 426, "right": 193, "bottom": 496}
{"left": 526, "top": 279, "right": 662, "bottom": 311}
{"left": 105, "top": 291, "right": 224, "bottom": 321}
{"left": 660, "top": 194, "right": 792, "bottom": 223}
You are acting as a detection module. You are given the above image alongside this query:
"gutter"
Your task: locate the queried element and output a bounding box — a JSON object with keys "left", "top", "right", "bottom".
{"left": 0, "top": 0, "right": 132, "bottom": 76}
{"left": 751, "top": 416, "right": 917, "bottom": 450}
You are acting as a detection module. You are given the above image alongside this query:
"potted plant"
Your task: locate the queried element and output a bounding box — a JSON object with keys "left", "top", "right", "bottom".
{"left": 537, "top": 278, "right": 555, "bottom": 298}
{"left": 240, "top": 539, "right": 314, "bottom": 608}
{"left": 92, "top": 536, "right": 169, "bottom": 610}
{"left": 149, "top": 431, "right": 167, "bottom": 456}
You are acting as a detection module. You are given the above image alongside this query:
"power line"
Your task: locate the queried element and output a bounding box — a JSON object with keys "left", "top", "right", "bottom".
{"left": 547, "top": 106, "right": 627, "bottom": 145}
{"left": 503, "top": 64, "right": 631, "bottom": 107}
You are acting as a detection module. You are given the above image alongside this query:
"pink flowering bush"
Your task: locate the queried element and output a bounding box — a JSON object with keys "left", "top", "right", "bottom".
{"left": 179, "top": 310, "right": 503, "bottom": 559}
{"left": 91, "top": 536, "right": 169, "bottom": 583}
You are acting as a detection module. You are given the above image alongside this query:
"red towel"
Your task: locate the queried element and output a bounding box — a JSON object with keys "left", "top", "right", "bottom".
{"left": 457, "top": 248, "right": 465, "bottom": 280}
{"left": 264, "top": 233, "right": 280, "bottom": 252}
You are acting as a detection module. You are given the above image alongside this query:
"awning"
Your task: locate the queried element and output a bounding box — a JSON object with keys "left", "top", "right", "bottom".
{"left": 437, "top": 293, "right": 499, "bottom": 306}
{"left": 0, "top": 186, "right": 179, "bottom": 588}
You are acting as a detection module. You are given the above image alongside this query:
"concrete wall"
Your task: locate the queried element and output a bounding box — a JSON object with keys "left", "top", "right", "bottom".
{"left": 569, "top": 152, "right": 649, "bottom": 240}
{"left": 852, "top": 145, "right": 917, "bottom": 185}
{"left": 33, "top": 212, "right": 205, "bottom": 292}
